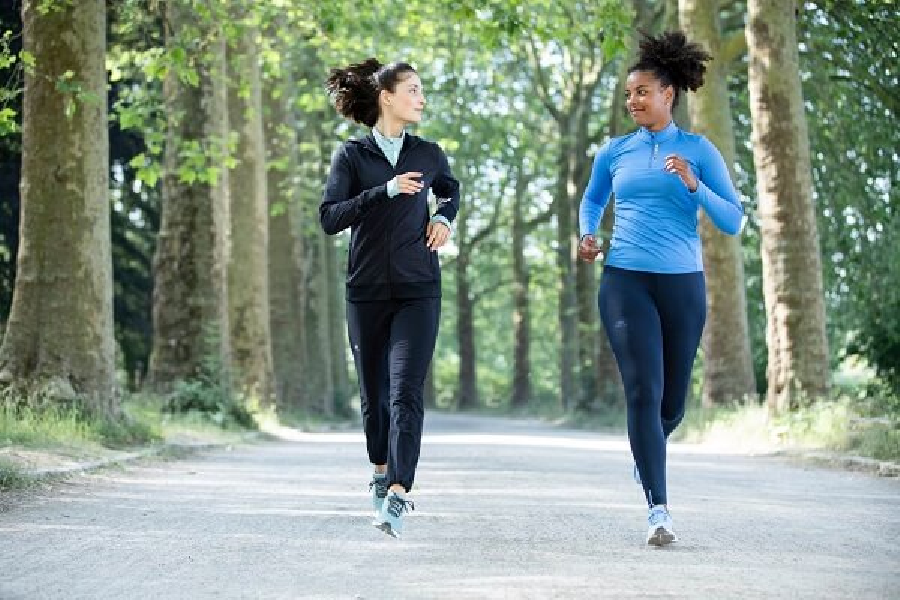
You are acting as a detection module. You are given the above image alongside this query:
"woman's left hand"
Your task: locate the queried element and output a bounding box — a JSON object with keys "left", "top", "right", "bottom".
{"left": 664, "top": 154, "right": 698, "bottom": 193}
{"left": 426, "top": 221, "right": 451, "bottom": 250}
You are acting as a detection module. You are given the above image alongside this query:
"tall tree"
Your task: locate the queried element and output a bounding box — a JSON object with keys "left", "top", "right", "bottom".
{"left": 292, "top": 37, "right": 335, "bottom": 414}
{"left": 226, "top": 17, "right": 275, "bottom": 406}
{"left": 523, "top": 34, "right": 611, "bottom": 412}
{"left": 0, "top": 0, "right": 115, "bottom": 414}
{"left": 746, "top": 0, "right": 829, "bottom": 411}
{"left": 679, "top": 0, "right": 757, "bottom": 406}
{"left": 263, "top": 17, "right": 306, "bottom": 411}
{"left": 797, "top": 0, "right": 899, "bottom": 394}
{"left": 146, "top": 0, "right": 232, "bottom": 392}
{"left": 510, "top": 154, "right": 539, "bottom": 409}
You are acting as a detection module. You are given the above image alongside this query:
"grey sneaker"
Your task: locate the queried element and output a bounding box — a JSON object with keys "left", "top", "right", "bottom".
{"left": 374, "top": 491, "right": 414, "bottom": 539}
{"left": 369, "top": 474, "right": 388, "bottom": 521}
{"left": 646, "top": 505, "right": 677, "bottom": 546}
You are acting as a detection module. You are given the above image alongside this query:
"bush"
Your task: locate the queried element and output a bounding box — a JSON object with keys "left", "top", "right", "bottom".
{"left": 162, "top": 380, "right": 256, "bottom": 429}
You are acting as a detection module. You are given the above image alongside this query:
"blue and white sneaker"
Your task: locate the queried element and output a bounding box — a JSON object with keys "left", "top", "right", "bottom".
{"left": 646, "top": 505, "right": 677, "bottom": 546}
{"left": 369, "top": 474, "right": 388, "bottom": 522}
{"left": 375, "top": 491, "right": 414, "bottom": 539}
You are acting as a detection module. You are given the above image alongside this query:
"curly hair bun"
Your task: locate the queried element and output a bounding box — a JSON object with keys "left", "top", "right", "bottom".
{"left": 636, "top": 31, "right": 712, "bottom": 92}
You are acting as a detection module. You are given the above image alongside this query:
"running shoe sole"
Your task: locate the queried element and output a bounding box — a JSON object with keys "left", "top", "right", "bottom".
{"left": 647, "top": 526, "right": 677, "bottom": 546}
{"left": 374, "top": 520, "right": 400, "bottom": 538}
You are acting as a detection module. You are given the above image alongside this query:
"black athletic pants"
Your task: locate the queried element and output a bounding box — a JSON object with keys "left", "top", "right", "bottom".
{"left": 347, "top": 297, "right": 440, "bottom": 492}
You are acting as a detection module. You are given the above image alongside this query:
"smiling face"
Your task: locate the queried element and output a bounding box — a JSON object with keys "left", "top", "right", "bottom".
{"left": 381, "top": 72, "right": 426, "bottom": 126}
{"left": 624, "top": 70, "right": 674, "bottom": 131}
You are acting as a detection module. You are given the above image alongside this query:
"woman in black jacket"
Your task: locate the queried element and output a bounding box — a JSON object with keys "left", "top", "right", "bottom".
{"left": 321, "top": 58, "right": 460, "bottom": 539}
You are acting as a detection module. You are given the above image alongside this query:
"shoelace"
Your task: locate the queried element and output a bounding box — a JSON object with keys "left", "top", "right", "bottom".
{"left": 369, "top": 477, "right": 388, "bottom": 498}
{"left": 386, "top": 495, "right": 415, "bottom": 519}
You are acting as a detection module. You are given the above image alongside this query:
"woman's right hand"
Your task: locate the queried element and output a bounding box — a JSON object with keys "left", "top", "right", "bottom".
{"left": 392, "top": 172, "right": 424, "bottom": 195}
{"left": 578, "top": 234, "right": 602, "bottom": 263}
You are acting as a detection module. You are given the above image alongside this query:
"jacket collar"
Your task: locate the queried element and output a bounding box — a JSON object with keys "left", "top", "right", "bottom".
{"left": 356, "top": 130, "right": 420, "bottom": 159}
{"left": 638, "top": 120, "right": 679, "bottom": 143}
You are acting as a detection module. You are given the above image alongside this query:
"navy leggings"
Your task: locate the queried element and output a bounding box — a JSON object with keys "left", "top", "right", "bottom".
{"left": 347, "top": 297, "right": 440, "bottom": 492}
{"left": 598, "top": 266, "right": 706, "bottom": 507}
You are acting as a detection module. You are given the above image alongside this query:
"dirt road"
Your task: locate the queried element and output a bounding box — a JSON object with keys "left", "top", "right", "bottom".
{"left": 1, "top": 413, "right": 897, "bottom": 598}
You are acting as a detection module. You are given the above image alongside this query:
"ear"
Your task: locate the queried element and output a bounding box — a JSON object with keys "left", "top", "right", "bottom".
{"left": 380, "top": 89, "right": 392, "bottom": 107}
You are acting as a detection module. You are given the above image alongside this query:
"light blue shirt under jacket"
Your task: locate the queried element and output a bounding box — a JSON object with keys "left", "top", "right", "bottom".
{"left": 579, "top": 121, "right": 743, "bottom": 274}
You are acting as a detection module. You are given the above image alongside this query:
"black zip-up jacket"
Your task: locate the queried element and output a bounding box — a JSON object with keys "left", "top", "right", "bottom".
{"left": 320, "top": 132, "right": 460, "bottom": 302}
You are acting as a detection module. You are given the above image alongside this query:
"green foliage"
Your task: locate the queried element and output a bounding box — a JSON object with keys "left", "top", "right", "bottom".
{"left": 798, "top": 0, "right": 899, "bottom": 394}
{"left": 0, "top": 459, "right": 31, "bottom": 490}
{"left": 0, "top": 396, "right": 159, "bottom": 449}
{"left": 0, "top": 29, "right": 22, "bottom": 137}
{"left": 162, "top": 380, "right": 256, "bottom": 429}
{"left": 160, "top": 325, "right": 257, "bottom": 429}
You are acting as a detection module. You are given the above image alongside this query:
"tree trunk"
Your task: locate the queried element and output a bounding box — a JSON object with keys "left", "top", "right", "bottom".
{"left": 456, "top": 241, "right": 478, "bottom": 411}
{"left": 746, "top": 0, "right": 830, "bottom": 412}
{"left": 510, "top": 174, "right": 531, "bottom": 410}
{"left": 325, "top": 234, "right": 350, "bottom": 414}
{"left": 555, "top": 129, "right": 579, "bottom": 412}
{"left": 301, "top": 226, "right": 335, "bottom": 415}
{"left": 0, "top": 0, "right": 115, "bottom": 414}
{"left": 572, "top": 98, "right": 602, "bottom": 413}
{"left": 295, "top": 109, "right": 335, "bottom": 415}
{"left": 680, "top": 0, "right": 757, "bottom": 406}
{"left": 263, "top": 31, "right": 305, "bottom": 411}
{"left": 147, "top": 4, "right": 231, "bottom": 394}
{"left": 226, "top": 24, "right": 275, "bottom": 407}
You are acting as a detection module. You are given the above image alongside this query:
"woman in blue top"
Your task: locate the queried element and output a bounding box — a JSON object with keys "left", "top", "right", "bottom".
{"left": 578, "top": 32, "right": 743, "bottom": 546}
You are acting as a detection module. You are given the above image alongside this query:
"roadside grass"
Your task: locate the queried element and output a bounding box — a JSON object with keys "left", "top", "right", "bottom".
{"left": 675, "top": 389, "right": 899, "bottom": 462}
{"left": 0, "top": 458, "right": 31, "bottom": 490}
{"left": 443, "top": 377, "right": 898, "bottom": 464}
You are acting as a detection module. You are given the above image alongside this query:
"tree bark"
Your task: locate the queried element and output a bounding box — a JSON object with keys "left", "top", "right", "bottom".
{"left": 298, "top": 110, "right": 334, "bottom": 415}
{"left": 325, "top": 233, "right": 350, "bottom": 414}
{"left": 510, "top": 172, "right": 532, "bottom": 410}
{"left": 263, "top": 29, "right": 305, "bottom": 411}
{"left": 0, "top": 0, "right": 115, "bottom": 414}
{"left": 226, "top": 23, "right": 275, "bottom": 407}
{"left": 455, "top": 215, "right": 479, "bottom": 411}
{"left": 554, "top": 126, "right": 579, "bottom": 412}
{"left": 746, "top": 0, "right": 830, "bottom": 412}
{"left": 680, "top": 0, "right": 757, "bottom": 406}
{"left": 147, "top": 2, "right": 231, "bottom": 394}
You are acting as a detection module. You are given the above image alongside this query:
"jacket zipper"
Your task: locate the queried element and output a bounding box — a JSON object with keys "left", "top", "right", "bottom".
{"left": 362, "top": 137, "right": 416, "bottom": 296}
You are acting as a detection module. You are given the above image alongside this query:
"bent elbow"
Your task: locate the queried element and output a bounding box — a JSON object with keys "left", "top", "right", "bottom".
{"left": 722, "top": 213, "right": 745, "bottom": 236}
{"left": 318, "top": 210, "right": 340, "bottom": 236}
{"left": 320, "top": 220, "right": 341, "bottom": 236}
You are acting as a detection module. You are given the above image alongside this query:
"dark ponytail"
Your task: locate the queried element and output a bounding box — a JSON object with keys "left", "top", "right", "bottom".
{"left": 629, "top": 31, "right": 712, "bottom": 108}
{"left": 325, "top": 58, "right": 418, "bottom": 126}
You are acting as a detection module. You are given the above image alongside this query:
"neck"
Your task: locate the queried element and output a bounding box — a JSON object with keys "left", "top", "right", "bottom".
{"left": 646, "top": 118, "right": 673, "bottom": 133}
{"left": 375, "top": 117, "right": 405, "bottom": 138}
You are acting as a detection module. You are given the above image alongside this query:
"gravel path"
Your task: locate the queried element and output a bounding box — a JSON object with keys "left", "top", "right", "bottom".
{"left": 1, "top": 412, "right": 897, "bottom": 599}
